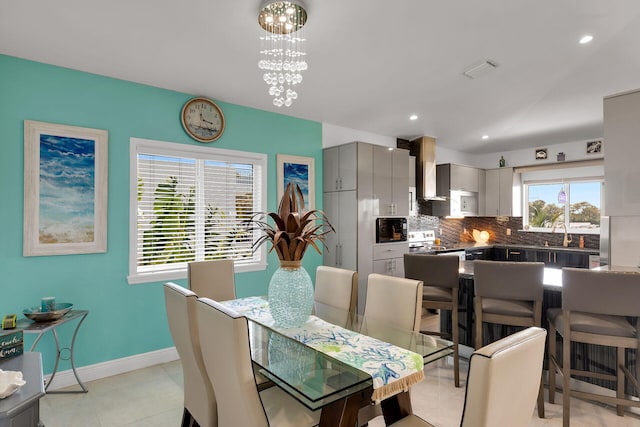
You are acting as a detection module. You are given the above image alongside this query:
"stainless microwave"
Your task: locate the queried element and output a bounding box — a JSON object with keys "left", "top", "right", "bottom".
{"left": 376, "top": 217, "right": 407, "bottom": 243}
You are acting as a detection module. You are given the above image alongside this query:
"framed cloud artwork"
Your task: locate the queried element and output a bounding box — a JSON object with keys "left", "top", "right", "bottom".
{"left": 23, "top": 120, "right": 108, "bottom": 256}
{"left": 276, "top": 154, "right": 315, "bottom": 211}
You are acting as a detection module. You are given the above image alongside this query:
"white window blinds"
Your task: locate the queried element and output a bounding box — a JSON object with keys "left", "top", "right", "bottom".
{"left": 129, "top": 138, "right": 267, "bottom": 284}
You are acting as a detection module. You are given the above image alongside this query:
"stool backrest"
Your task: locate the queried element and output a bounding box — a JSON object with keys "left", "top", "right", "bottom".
{"left": 404, "top": 253, "right": 459, "bottom": 289}
{"left": 474, "top": 260, "right": 544, "bottom": 301}
{"left": 562, "top": 268, "right": 640, "bottom": 316}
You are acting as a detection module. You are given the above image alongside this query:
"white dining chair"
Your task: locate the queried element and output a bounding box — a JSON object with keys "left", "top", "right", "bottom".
{"left": 389, "top": 327, "right": 547, "bottom": 427}
{"left": 195, "top": 297, "right": 321, "bottom": 427}
{"left": 359, "top": 273, "right": 423, "bottom": 426}
{"left": 163, "top": 282, "right": 217, "bottom": 427}
{"left": 314, "top": 266, "right": 358, "bottom": 327}
{"left": 188, "top": 259, "right": 236, "bottom": 301}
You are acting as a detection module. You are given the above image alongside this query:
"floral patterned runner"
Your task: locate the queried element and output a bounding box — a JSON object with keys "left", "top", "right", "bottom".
{"left": 222, "top": 296, "right": 424, "bottom": 402}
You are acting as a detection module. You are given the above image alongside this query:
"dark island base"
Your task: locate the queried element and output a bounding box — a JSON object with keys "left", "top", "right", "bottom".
{"left": 440, "top": 278, "right": 638, "bottom": 396}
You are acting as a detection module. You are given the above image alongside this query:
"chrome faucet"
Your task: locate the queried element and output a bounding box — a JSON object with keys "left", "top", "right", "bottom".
{"left": 551, "top": 221, "right": 572, "bottom": 247}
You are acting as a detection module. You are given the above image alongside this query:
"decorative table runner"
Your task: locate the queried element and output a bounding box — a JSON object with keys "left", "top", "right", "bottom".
{"left": 222, "top": 296, "right": 424, "bottom": 402}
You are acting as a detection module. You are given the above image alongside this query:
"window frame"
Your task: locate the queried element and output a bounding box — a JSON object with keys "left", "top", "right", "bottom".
{"left": 522, "top": 176, "right": 604, "bottom": 235}
{"left": 128, "top": 137, "right": 267, "bottom": 284}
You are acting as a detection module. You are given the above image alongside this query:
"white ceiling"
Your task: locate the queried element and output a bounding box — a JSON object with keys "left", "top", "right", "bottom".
{"left": 2, "top": 1, "right": 640, "bottom": 154}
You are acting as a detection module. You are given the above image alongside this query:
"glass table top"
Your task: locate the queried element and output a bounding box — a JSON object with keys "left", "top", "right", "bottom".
{"left": 243, "top": 299, "right": 453, "bottom": 410}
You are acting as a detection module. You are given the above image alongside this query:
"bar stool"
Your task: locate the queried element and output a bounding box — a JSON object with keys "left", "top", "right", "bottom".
{"left": 404, "top": 253, "right": 461, "bottom": 387}
{"left": 547, "top": 268, "right": 640, "bottom": 427}
{"left": 473, "top": 260, "right": 545, "bottom": 418}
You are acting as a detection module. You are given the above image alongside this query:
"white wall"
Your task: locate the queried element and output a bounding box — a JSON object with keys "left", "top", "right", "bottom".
{"left": 322, "top": 122, "right": 604, "bottom": 171}
{"left": 322, "top": 123, "right": 396, "bottom": 148}
{"left": 472, "top": 139, "right": 604, "bottom": 169}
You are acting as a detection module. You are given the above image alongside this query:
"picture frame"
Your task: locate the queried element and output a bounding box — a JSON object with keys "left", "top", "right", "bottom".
{"left": 586, "top": 140, "right": 602, "bottom": 154}
{"left": 276, "top": 154, "right": 315, "bottom": 211}
{"left": 24, "top": 120, "right": 108, "bottom": 256}
{"left": 535, "top": 148, "right": 548, "bottom": 160}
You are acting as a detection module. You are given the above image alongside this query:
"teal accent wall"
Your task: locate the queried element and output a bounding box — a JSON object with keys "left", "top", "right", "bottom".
{"left": 0, "top": 54, "right": 323, "bottom": 373}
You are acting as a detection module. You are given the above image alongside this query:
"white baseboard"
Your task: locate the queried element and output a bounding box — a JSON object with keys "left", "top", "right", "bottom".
{"left": 45, "top": 347, "right": 179, "bottom": 391}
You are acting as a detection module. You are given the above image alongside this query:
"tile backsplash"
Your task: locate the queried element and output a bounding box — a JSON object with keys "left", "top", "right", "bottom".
{"left": 409, "top": 214, "right": 600, "bottom": 250}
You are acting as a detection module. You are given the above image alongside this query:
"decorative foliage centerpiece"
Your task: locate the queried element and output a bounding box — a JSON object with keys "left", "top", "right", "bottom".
{"left": 247, "top": 182, "right": 334, "bottom": 327}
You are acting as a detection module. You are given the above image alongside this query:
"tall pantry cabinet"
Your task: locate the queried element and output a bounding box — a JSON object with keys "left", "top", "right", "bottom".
{"left": 323, "top": 142, "right": 409, "bottom": 313}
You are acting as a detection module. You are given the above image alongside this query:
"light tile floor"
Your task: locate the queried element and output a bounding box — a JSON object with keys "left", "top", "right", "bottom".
{"left": 40, "top": 311, "right": 640, "bottom": 426}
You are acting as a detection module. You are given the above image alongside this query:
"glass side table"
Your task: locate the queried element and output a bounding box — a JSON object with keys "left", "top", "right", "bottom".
{"left": 15, "top": 310, "right": 89, "bottom": 393}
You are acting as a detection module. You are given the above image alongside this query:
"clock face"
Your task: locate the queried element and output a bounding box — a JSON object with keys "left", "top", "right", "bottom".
{"left": 181, "top": 98, "right": 225, "bottom": 142}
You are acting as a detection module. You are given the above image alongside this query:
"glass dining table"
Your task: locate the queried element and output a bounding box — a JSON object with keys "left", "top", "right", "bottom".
{"left": 222, "top": 297, "right": 453, "bottom": 427}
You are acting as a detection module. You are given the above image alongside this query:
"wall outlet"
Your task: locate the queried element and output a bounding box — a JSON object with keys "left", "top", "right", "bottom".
{"left": 506, "top": 228, "right": 512, "bottom": 236}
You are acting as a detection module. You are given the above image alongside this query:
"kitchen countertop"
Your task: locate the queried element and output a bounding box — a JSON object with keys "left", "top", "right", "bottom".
{"left": 458, "top": 260, "right": 640, "bottom": 288}
{"left": 411, "top": 242, "right": 599, "bottom": 254}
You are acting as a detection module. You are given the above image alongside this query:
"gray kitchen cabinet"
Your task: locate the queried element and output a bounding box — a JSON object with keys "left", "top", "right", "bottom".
{"left": 437, "top": 164, "right": 481, "bottom": 193}
{"left": 372, "top": 244, "right": 406, "bottom": 277}
{"left": 372, "top": 146, "right": 409, "bottom": 216}
{"left": 323, "top": 143, "right": 357, "bottom": 192}
{"left": 323, "top": 190, "right": 357, "bottom": 269}
{"left": 484, "top": 167, "right": 520, "bottom": 216}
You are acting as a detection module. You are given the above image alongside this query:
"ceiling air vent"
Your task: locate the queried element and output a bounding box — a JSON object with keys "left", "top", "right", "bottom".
{"left": 463, "top": 60, "right": 498, "bottom": 79}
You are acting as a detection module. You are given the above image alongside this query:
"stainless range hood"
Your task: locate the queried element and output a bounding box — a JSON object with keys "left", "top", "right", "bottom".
{"left": 412, "top": 136, "right": 447, "bottom": 200}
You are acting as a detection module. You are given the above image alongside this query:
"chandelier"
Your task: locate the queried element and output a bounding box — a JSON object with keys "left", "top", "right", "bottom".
{"left": 258, "top": 0, "right": 308, "bottom": 107}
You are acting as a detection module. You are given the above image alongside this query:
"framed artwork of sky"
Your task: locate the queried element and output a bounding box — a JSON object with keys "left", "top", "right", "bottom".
{"left": 23, "top": 120, "right": 108, "bottom": 256}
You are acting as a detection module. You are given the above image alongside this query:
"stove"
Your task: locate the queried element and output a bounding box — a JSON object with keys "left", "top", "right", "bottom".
{"left": 408, "top": 230, "right": 446, "bottom": 251}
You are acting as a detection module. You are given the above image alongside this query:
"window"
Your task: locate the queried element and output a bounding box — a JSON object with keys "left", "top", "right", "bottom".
{"left": 523, "top": 178, "right": 603, "bottom": 233}
{"left": 128, "top": 138, "right": 267, "bottom": 284}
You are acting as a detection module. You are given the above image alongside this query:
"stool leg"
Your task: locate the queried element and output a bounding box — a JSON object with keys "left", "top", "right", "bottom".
{"left": 474, "top": 298, "right": 483, "bottom": 350}
{"left": 548, "top": 321, "right": 557, "bottom": 404}
{"left": 562, "top": 323, "right": 571, "bottom": 427}
{"left": 617, "top": 346, "right": 625, "bottom": 416}
{"left": 452, "top": 297, "right": 460, "bottom": 388}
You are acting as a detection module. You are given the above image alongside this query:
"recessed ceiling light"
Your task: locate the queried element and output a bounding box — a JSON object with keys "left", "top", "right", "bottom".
{"left": 409, "top": 114, "right": 418, "bottom": 121}
{"left": 482, "top": 135, "right": 489, "bottom": 140}
{"left": 579, "top": 35, "right": 593, "bottom": 44}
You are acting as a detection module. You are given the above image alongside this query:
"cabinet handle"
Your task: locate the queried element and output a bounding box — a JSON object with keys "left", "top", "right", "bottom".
{"left": 510, "top": 251, "right": 521, "bottom": 255}
{"left": 335, "top": 179, "right": 339, "bottom": 190}
{"left": 548, "top": 252, "right": 551, "bottom": 263}
{"left": 554, "top": 252, "right": 557, "bottom": 263}
{"left": 335, "top": 245, "right": 340, "bottom": 266}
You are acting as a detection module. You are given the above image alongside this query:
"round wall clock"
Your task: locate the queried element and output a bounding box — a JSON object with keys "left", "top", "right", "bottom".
{"left": 181, "top": 97, "right": 225, "bottom": 143}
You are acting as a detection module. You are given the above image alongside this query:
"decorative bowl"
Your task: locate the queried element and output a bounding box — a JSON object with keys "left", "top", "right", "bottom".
{"left": 0, "top": 369, "right": 26, "bottom": 399}
{"left": 23, "top": 303, "right": 73, "bottom": 322}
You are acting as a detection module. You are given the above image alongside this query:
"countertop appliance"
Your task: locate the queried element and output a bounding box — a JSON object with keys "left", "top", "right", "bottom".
{"left": 375, "top": 217, "right": 407, "bottom": 243}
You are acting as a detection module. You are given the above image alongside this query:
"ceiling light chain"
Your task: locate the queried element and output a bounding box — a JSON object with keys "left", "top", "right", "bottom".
{"left": 258, "top": 1, "right": 308, "bottom": 107}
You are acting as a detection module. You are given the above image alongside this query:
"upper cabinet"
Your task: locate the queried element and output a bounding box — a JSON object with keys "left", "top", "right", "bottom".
{"left": 604, "top": 90, "right": 640, "bottom": 216}
{"left": 484, "top": 167, "right": 521, "bottom": 216}
{"left": 372, "top": 146, "right": 409, "bottom": 216}
{"left": 436, "top": 164, "right": 482, "bottom": 193}
{"left": 323, "top": 143, "right": 357, "bottom": 192}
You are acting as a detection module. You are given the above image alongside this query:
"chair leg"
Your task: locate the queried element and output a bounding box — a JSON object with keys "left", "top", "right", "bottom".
{"left": 548, "top": 322, "right": 557, "bottom": 404}
{"left": 537, "top": 375, "right": 545, "bottom": 418}
{"left": 617, "top": 346, "right": 625, "bottom": 416}
{"left": 181, "top": 408, "right": 191, "bottom": 427}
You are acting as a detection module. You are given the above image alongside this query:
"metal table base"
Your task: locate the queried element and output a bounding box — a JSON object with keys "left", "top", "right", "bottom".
{"left": 15, "top": 310, "right": 89, "bottom": 394}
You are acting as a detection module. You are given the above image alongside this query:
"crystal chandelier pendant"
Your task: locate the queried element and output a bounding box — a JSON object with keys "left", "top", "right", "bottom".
{"left": 258, "top": 1, "right": 307, "bottom": 107}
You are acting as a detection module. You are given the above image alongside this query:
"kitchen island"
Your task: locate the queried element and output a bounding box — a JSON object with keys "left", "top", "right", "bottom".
{"left": 440, "top": 261, "right": 638, "bottom": 395}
